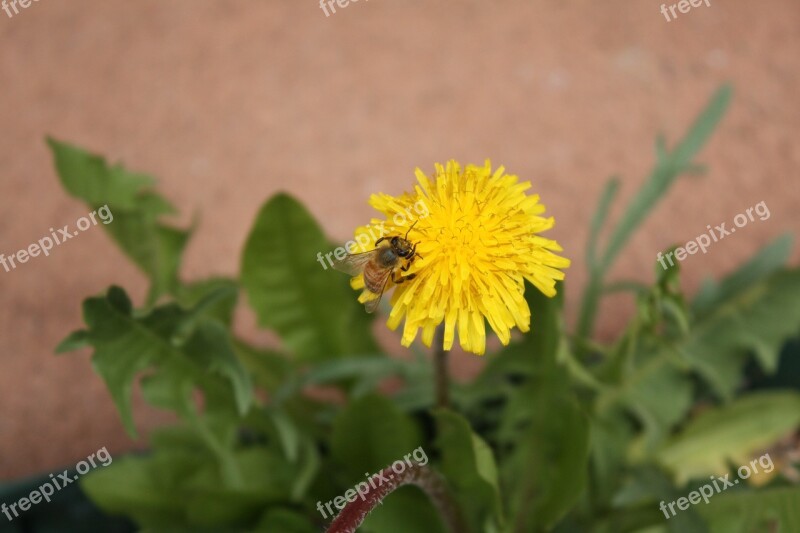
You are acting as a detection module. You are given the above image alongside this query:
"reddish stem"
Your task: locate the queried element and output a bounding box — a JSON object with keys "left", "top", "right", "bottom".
{"left": 325, "top": 463, "right": 465, "bottom": 533}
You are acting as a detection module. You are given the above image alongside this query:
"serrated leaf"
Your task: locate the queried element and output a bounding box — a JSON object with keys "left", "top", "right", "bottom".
{"left": 598, "top": 269, "right": 800, "bottom": 451}
{"left": 48, "top": 137, "right": 155, "bottom": 209}
{"left": 47, "top": 138, "right": 191, "bottom": 301}
{"left": 656, "top": 391, "right": 800, "bottom": 483}
{"left": 62, "top": 286, "right": 252, "bottom": 436}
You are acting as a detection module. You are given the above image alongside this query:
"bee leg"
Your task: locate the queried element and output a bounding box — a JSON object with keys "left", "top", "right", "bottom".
{"left": 410, "top": 242, "right": 422, "bottom": 260}
{"left": 392, "top": 271, "right": 416, "bottom": 284}
{"left": 375, "top": 237, "right": 387, "bottom": 247}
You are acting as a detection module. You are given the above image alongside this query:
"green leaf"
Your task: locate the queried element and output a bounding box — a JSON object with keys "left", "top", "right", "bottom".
{"left": 175, "top": 277, "right": 239, "bottom": 326}
{"left": 330, "top": 394, "right": 422, "bottom": 482}
{"left": 48, "top": 137, "right": 155, "bottom": 209}
{"left": 360, "top": 486, "right": 449, "bottom": 533}
{"left": 656, "top": 391, "right": 800, "bottom": 484}
{"left": 47, "top": 138, "right": 191, "bottom": 301}
{"left": 234, "top": 340, "right": 293, "bottom": 393}
{"left": 499, "top": 354, "right": 590, "bottom": 531}
{"left": 696, "top": 487, "right": 800, "bottom": 533}
{"left": 109, "top": 214, "right": 192, "bottom": 303}
{"left": 501, "top": 382, "right": 590, "bottom": 531}
{"left": 80, "top": 456, "right": 187, "bottom": 528}
{"left": 83, "top": 445, "right": 308, "bottom": 530}
{"left": 55, "top": 329, "right": 91, "bottom": 353}
{"left": 240, "top": 193, "right": 376, "bottom": 360}
{"left": 577, "top": 85, "right": 732, "bottom": 339}
{"left": 605, "top": 467, "right": 708, "bottom": 533}
{"left": 434, "top": 410, "right": 503, "bottom": 532}
{"left": 600, "top": 85, "right": 732, "bottom": 271}
{"left": 692, "top": 234, "right": 793, "bottom": 318}
{"left": 598, "top": 268, "right": 800, "bottom": 450}
{"left": 619, "top": 361, "right": 694, "bottom": 451}
{"left": 272, "top": 356, "right": 416, "bottom": 403}
{"left": 589, "top": 410, "right": 636, "bottom": 507}
{"left": 255, "top": 508, "right": 318, "bottom": 532}
{"left": 61, "top": 286, "right": 252, "bottom": 436}
{"left": 265, "top": 408, "right": 301, "bottom": 463}
{"left": 183, "top": 319, "right": 253, "bottom": 417}
{"left": 524, "top": 279, "right": 564, "bottom": 361}
{"left": 684, "top": 269, "right": 800, "bottom": 395}
{"left": 182, "top": 447, "right": 303, "bottom": 523}
{"left": 587, "top": 178, "right": 620, "bottom": 271}
{"left": 477, "top": 280, "right": 564, "bottom": 384}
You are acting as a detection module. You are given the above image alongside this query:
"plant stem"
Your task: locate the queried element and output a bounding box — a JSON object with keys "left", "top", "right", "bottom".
{"left": 325, "top": 463, "right": 465, "bottom": 533}
{"left": 576, "top": 269, "right": 602, "bottom": 345}
{"left": 433, "top": 325, "right": 449, "bottom": 408}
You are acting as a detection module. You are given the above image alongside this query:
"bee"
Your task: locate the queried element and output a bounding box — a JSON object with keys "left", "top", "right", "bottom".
{"left": 332, "top": 222, "right": 422, "bottom": 313}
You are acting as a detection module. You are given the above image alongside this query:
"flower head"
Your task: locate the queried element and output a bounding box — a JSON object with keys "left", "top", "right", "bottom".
{"left": 348, "top": 160, "right": 569, "bottom": 355}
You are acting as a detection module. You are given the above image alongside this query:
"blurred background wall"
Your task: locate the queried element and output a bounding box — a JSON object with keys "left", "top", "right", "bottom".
{"left": 0, "top": 0, "right": 797, "bottom": 479}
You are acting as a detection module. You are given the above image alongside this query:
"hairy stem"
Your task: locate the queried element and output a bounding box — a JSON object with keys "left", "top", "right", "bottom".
{"left": 325, "top": 463, "right": 465, "bottom": 533}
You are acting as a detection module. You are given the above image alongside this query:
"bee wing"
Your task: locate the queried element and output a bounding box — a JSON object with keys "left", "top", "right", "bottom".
{"left": 332, "top": 248, "right": 392, "bottom": 314}
{"left": 363, "top": 270, "right": 392, "bottom": 313}
{"left": 331, "top": 249, "right": 377, "bottom": 277}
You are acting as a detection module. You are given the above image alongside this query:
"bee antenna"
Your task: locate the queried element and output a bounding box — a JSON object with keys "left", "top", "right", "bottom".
{"left": 404, "top": 220, "right": 419, "bottom": 240}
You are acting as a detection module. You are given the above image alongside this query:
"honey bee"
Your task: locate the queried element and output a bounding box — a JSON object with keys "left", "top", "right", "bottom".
{"left": 333, "top": 223, "right": 422, "bottom": 313}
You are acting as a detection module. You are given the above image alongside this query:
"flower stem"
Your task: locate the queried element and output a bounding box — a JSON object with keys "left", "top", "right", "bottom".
{"left": 433, "top": 326, "right": 449, "bottom": 408}
{"left": 325, "top": 463, "right": 465, "bottom": 533}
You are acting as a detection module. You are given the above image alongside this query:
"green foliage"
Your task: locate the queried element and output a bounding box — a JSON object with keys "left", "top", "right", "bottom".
{"left": 50, "top": 86, "right": 800, "bottom": 532}
{"left": 577, "top": 85, "right": 732, "bottom": 340}
{"left": 331, "top": 394, "right": 422, "bottom": 480}
{"left": 241, "top": 193, "right": 377, "bottom": 360}
{"left": 695, "top": 486, "right": 800, "bottom": 533}
{"left": 656, "top": 392, "right": 800, "bottom": 483}
{"left": 435, "top": 410, "right": 504, "bottom": 532}
{"left": 48, "top": 138, "right": 192, "bottom": 303}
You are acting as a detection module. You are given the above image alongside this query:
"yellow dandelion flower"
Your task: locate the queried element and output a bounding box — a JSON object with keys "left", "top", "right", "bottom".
{"left": 344, "top": 160, "right": 570, "bottom": 356}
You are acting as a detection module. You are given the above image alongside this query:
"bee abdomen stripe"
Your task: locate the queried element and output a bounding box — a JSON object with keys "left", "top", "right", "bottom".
{"left": 363, "top": 264, "right": 387, "bottom": 293}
